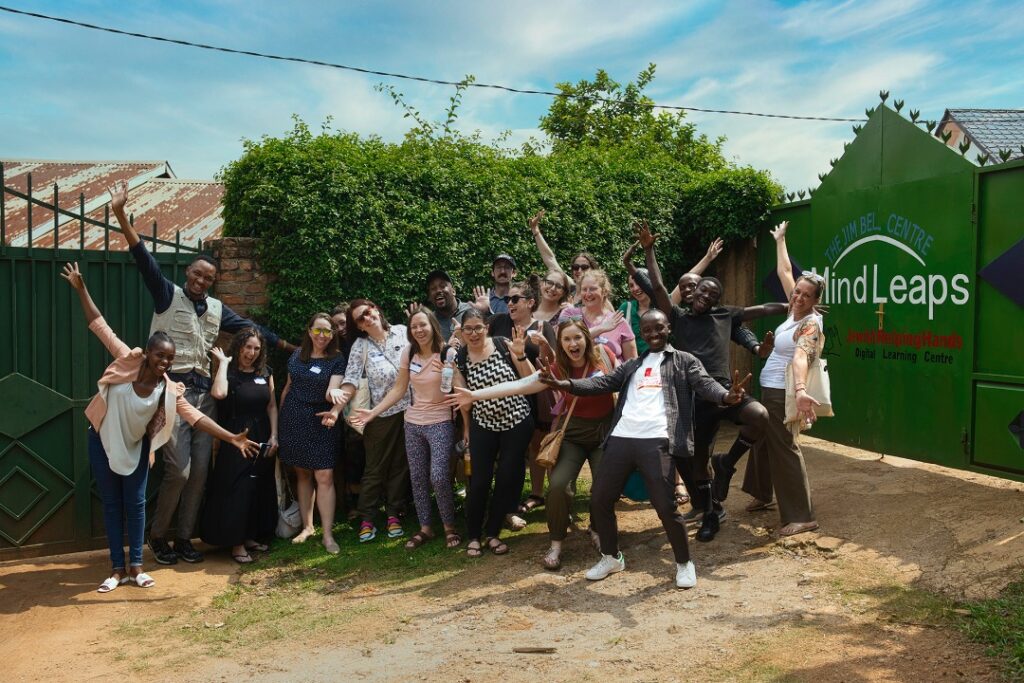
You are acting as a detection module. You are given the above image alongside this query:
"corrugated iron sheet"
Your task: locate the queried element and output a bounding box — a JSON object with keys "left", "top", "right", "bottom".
{"left": 2, "top": 159, "right": 224, "bottom": 250}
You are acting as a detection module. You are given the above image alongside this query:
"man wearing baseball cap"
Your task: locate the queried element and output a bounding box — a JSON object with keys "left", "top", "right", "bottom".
{"left": 424, "top": 269, "right": 479, "bottom": 340}
{"left": 489, "top": 254, "right": 517, "bottom": 315}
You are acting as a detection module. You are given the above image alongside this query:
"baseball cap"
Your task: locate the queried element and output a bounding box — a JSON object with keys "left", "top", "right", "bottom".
{"left": 493, "top": 254, "right": 517, "bottom": 269}
{"left": 425, "top": 269, "right": 453, "bottom": 290}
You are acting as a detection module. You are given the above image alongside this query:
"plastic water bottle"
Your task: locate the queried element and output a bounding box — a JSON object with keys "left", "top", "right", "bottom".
{"left": 439, "top": 347, "right": 457, "bottom": 393}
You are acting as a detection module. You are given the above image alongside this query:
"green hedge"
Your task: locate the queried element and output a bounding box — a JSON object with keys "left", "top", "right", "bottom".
{"left": 220, "top": 119, "right": 778, "bottom": 340}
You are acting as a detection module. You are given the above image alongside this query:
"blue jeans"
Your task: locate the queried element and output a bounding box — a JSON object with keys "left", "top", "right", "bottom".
{"left": 89, "top": 428, "right": 150, "bottom": 568}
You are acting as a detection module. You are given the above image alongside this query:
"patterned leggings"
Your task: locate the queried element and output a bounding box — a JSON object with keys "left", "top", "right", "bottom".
{"left": 405, "top": 420, "right": 457, "bottom": 529}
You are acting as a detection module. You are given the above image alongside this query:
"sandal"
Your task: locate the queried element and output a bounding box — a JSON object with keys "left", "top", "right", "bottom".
{"left": 517, "top": 495, "right": 545, "bottom": 514}
{"left": 505, "top": 513, "right": 527, "bottom": 532}
{"left": 466, "top": 540, "right": 483, "bottom": 558}
{"left": 445, "top": 532, "right": 462, "bottom": 549}
{"left": 674, "top": 485, "right": 690, "bottom": 507}
{"left": 746, "top": 499, "right": 775, "bottom": 512}
{"left": 244, "top": 541, "right": 269, "bottom": 552}
{"left": 97, "top": 574, "right": 129, "bottom": 593}
{"left": 131, "top": 572, "right": 155, "bottom": 588}
{"left": 404, "top": 531, "right": 435, "bottom": 550}
{"left": 485, "top": 537, "right": 509, "bottom": 556}
{"left": 779, "top": 521, "right": 819, "bottom": 537}
{"left": 233, "top": 552, "right": 254, "bottom": 564}
{"left": 541, "top": 548, "right": 561, "bottom": 571}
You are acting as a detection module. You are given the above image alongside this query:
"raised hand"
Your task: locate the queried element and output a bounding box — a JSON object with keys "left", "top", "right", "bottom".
{"left": 706, "top": 237, "right": 725, "bottom": 260}
{"left": 315, "top": 410, "right": 339, "bottom": 429}
{"left": 724, "top": 370, "right": 753, "bottom": 405}
{"left": 770, "top": 221, "right": 789, "bottom": 242}
{"left": 231, "top": 429, "right": 261, "bottom": 457}
{"left": 405, "top": 302, "right": 420, "bottom": 319}
{"left": 210, "top": 346, "right": 231, "bottom": 365}
{"left": 473, "top": 285, "right": 489, "bottom": 310}
{"left": 445, "top": 386, "right": 475, "bottom": 411}
{"left": 508, "top": 326, "right": 527, "bottom": 358}
{"left": 60, "top": 262, "right": 84, "bottom": 290}
{"left": 107, "top": 180, "right": 128, "bottom": 214}
{"left": 621, "top": 240, "right": 639, "bottom": 267}
{"left": 634, "top": 220, "right": 659, "bottom": 250}
{"left": 350, "top": 408, "right": 374, "bottom": 428}
{"left": 528, "top": 209, "right": 546, "bottom": 235}
{"left": 756, "top": 331, "right": 775, "bottom": 359}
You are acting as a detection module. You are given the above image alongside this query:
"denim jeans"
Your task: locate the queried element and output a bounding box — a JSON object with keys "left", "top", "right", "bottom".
{"left": 89, "top": 428, "right": 150, "bottom": 568}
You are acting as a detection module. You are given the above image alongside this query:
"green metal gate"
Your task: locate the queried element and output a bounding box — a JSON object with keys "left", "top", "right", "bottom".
{"left": 0, "top": 166, "right": 201, "bottom": 558}
{"left": 761, "top": 107, "right": 1024, "bottom": 479}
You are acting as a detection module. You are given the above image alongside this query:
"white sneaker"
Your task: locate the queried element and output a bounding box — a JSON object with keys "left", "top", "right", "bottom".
{"left": 675, "top": 560, "right": 697, "bottom": 589}
{"left": 585, "top": 553, "right": 625, "bottom": 581}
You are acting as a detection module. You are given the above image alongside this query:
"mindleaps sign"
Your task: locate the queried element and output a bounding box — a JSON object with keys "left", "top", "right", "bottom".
{"left": 809, "top": 211, "right": 970, "bottom": 320}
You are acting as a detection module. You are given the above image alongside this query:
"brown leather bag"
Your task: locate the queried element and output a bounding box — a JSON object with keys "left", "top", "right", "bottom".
{"left": 536, "top": 364, "right": 587, "bottom": 470}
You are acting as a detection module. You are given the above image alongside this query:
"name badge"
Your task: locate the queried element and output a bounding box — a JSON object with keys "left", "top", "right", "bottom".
{"left": 369, "top": 350, "right": 385, "bottom": 360}
{"left": 254, "top": 377, "right": 268, "bottom": 385}
{"left": 310, "top": 366, "right": 322, "bottom": 374}
{"left": 409, "top": 361, "right": 424, "bottom": 374}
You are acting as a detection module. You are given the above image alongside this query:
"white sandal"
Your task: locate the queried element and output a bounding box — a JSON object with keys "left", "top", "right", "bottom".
{"left": 131, "top": 572, "right": 155, "bottom": 588}
{"left": 97, "top": 575, "right": 129, "bottom": 593}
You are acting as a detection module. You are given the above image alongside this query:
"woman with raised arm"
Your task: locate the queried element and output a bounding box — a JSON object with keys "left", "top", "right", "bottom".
{"left": 351, "top": 308, "right": 460, "bottom": 551}
{"left": 200, "top": 329, "right": 278, "bottom": 564}
{"left": 558, "top": 269, "right": 638, "bottom": 362}
{"left": 277, "top": 313, "right": 347, "bottom": 554}
{"left": 450, "top": 309, "right": 535, "bottom": 557}
{"left": 528, "top": 209, "right": 603, "bottom": 306}
{"left": 449, "top": 319, "right": 617, "bottom": 570}
{"left": 739, "top": 221, "right": 823, "bottom": 537}
{"left": 62, "top": 263, "right": 258, "bottom": 592}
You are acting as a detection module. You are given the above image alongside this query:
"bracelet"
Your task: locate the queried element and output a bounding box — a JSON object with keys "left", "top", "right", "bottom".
{"left": 516, "top": 355, "right": 528, "bottom": 362}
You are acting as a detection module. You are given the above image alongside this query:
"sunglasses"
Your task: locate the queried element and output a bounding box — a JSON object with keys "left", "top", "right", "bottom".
{"left": 462, "top": 325, "right": 487, "bottom": 335}
{"left": 570, "top": 263, "right": 591, "bottom": 272}
{"left": 310, "top": 328, "right": 333, "bottom": 337}
{"left": 506, "top": 295, "right": 531, "bottom": 305}
{"left": 541, "top": 278, "right": 565, "bottom": 291}
{"left": 357, "top": 307, "right": 376, "bottom": 321}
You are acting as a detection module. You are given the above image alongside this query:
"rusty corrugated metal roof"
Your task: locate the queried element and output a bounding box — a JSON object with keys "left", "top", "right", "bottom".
{"left": 2, "top": 159, "right": 224, "bottom": 250}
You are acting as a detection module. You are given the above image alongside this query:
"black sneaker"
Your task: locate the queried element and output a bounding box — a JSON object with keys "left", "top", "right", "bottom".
{"left": 696, "top": 510, "right": 720, "bottom": 543}
{"left": 711, "top": 454, "right": 735, "bottom": 502}
{"left": 173, "top": 538, "right": 204, "bottom": 563}
{"left": 149, "top": 537, "right": 178, "bottom": 565}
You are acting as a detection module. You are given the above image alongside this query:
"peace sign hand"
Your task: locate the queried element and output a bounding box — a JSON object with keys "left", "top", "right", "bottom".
{"left": 723, "top": 370, "right": 752, "bottom": 405}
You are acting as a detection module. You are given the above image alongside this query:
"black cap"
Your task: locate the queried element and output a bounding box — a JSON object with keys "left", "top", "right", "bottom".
{"left": 425, "top": 269, "right": 452, "bottom": 290}
{"left": 493, "top": 253, "right": 517, "bottom": 269}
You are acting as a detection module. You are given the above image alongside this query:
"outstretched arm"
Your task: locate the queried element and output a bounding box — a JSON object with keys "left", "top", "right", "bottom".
{"left": 638, "top": 222, "right": 673, "bottom": 316}
{"left": 669, "top": 237, "right": 724, "bottom": 304}
{"left": 110, "top": 182, "right": 176, "bottom": 313}
{"left": 529, "top": 210, "right": 564, "bottom": 274}
{"left": 61, "top": 262, "right": 101, "bottom": 326}
{"left": 210, "top": 347, "right": 231, "bottom": 400}
{"left": 772, "top": 221, "right": 795, "bottom": 300}
{"left": 740, "top": 302, "right": 789, "bottom": 322}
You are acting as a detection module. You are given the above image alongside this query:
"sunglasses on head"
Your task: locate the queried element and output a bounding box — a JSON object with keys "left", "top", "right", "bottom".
{"left": 570, "top": 263, "right": 591, "bottom": 272}
{"left": 310, "top": 328, "right": 333, "bottom": 337}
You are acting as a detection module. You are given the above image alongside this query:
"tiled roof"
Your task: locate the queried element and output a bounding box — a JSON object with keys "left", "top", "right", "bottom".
{"left": 1, "top": 159, "right": 224, "bottom": 249}
{"left": 940, "top": 109, "right": 1024, "bottom": 160}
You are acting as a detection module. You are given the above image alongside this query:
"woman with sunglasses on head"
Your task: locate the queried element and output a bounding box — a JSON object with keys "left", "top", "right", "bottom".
{"left": 331, "top": 300, "right": 411, "bottom": 543}
{"left": 349, "top": 307, "right": 460, "bottom": 550}
{"left": 738, "top": 221, "right": 822, "bottom": 537}
{"left": 559, "top": 269, "right": 638, "bottom": 363}
{"left": 201, "top": 328, "right": 278, "bottom": 564}
{"left": 61, "top": 262, "right": 259, "bottom": 592}
{"left": 278, "top": 313, "right": 347, "bottom": 554}
{"left": 450, "top": 309, "right": 535, "bottom": 557}
{"left": 486, "top": 279, "right": 557, "bottom": 518}
{"left": 449, "top": 318, "right": 617, "bottom": 570}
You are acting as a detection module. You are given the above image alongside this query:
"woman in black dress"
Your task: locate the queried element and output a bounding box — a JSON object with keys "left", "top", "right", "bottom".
{"left": 278, "top": 313, "right": 347, "bottom": 554}
{"left": 201, "top": 328, "right": 279, "bottom": 563}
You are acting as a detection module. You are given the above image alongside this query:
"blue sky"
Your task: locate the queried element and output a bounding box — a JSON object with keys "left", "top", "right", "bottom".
{"left": 1, "top": 1, "right": 1022, "bottom": 191}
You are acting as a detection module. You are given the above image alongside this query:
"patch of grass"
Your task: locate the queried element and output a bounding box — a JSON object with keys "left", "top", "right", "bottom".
{"left": 955, "top": 577, "right": 1024, "bottom": 681}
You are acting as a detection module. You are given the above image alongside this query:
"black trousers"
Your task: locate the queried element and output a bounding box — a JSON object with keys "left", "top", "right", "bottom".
{"left": 590, "top": 436, "right": 690, "bottom": 564}
{"left": 466, "top": 415, "right": 534, "bottom": 540}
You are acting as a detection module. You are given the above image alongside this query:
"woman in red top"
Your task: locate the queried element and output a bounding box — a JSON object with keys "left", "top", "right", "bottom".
{"left": 450, "top": 319, "right": 616, "bottom": 570}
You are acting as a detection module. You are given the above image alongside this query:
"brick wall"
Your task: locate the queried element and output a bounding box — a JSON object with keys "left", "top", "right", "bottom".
{"left": 206, "top": 237, "right": 270, "bottom": 320}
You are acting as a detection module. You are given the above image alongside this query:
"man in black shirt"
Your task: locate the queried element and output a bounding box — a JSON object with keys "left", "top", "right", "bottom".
{"left": 639, "top": 223, "right": 784, "bottom": 542}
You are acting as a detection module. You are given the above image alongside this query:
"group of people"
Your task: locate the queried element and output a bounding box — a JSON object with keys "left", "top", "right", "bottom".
{"left": 81, "top": 186, "right": 827, "bottom": 593}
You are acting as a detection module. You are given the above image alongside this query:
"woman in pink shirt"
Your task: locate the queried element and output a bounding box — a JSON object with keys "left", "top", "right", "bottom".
{"left": 352, "top": 308, "right": 459, "bottom": 550}
{"left": 63, "top": 263, "right": 259, "bottom": 593}
{"left": 559, "top": 269, "right": 638, "bottom": 362}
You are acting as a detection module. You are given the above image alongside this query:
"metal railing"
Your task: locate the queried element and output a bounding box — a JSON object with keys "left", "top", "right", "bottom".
{"left": 1, "top": 160, "right": 202, "bottom": 254}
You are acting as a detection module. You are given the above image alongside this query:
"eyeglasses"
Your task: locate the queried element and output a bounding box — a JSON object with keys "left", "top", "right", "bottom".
{"left": 570, "top": 263, "right": 591, "bottom": 272}
{"left": 310, "top": 328, "right": 333, "bottom": 337}
{"left": 462, "top": 325, "right": 487, "bottom": 335}
{"left": 541, "top": 278, "right": 565, "bottom": 291}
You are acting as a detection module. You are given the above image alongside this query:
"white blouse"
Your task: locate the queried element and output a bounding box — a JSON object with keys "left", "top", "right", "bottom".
{"left": 98, "top": 381, "right": 164, "bottom": 475}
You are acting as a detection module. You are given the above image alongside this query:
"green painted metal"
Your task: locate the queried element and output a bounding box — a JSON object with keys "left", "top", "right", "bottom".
{"left": 761, "top": 105, "right": 1024, "bottom": 479}
{"left": 0, "top": 171, "right": 200, "bottom": 558}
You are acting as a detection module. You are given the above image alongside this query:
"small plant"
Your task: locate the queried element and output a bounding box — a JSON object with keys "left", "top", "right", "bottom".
{"left": 909, "top": 109, "right": 920, "bottom": 122}
{"left": 925, "top": 120, "right": 937, "bottom": 133}
{"left": 976, "top": 153, "right": 989, "bottom": 166}
{"left": 999, "top": 148, "right": 1013, "bottom": 163}
{"left": 865, "top": 106, "right": 876, "bottom": 118}
{"left": 941, "top": 131, "right": 953, "bottom": 143}
{"left": 830, "top": 158, "right": 838, "bottom": 167}
{"left": 797, "top": 189, "right": 806, "bottom": 199}
{"left": 959, "top": 138, "right": 971, "bottom": 155}
{"left": 818, "top": 172, "right": 828, "bottom": 182}
{"left": 852, "top": 124, "right": 862, "bottom": 135}
{"left": 808, "top": 187, "right": 816, "bottom": 197}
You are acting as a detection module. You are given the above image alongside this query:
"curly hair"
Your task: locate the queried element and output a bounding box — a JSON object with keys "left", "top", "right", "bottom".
{"left": 226, "top": 327, "right": 269, "bottom": 377}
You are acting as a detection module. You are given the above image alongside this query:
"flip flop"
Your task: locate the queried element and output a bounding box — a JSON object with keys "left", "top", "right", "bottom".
{"left": 466, "top": 541, "right": 483, "bottom": 558}
{"left": 132, "top": 572, "right": 155, "bottom": 588}
{"left": 517, "top": 495, "right": 545, "bottom": 514}
{"left": 745, "top": 499, "right": 775, "bottom": 512}
{"left": 97, "top": 575, "right": 130, "bottom": 593}
{"left": 233, "top": 552, "right": 254, "bottom": 564}
{"left": 244, "top": 542, "right": 269, "bottom": 552}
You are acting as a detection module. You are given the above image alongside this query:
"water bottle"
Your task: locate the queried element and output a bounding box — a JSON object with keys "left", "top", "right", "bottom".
{"left": 439, "top": 347, "right": 457, "bottom": 393}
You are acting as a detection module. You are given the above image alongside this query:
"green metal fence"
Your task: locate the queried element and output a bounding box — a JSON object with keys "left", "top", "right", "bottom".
{"left": 0, "top": 164, "right": 202, "bottom": 558}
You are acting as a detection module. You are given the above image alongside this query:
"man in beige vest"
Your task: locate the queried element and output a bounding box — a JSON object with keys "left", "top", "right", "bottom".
{"left": 110, "top": 182, "right": 295, "bottom": 565}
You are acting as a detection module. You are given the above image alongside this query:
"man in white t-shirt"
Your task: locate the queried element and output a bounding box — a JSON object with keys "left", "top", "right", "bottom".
{"left": 540, "top": 309, "right": 748, "bottom": 589}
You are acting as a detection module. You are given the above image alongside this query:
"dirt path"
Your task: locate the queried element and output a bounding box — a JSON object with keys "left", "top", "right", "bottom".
{"left": 3, "top": 434, "right": 1022, "bottom": 682}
